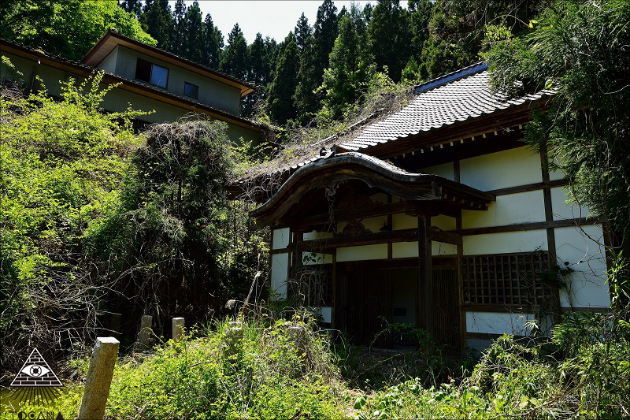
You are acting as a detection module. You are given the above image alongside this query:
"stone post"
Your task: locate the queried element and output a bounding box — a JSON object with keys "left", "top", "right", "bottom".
{"left": 78, "top": 337, "right": 119, "bottom": 420}
{"left": 138, "top": 315, "right": 153, "bottom": 350}
{"left": 172, "top": 317, "right": 185, "bottom": 342}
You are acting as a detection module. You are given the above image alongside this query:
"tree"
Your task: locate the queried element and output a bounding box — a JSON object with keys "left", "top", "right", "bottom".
{"left": 181, "top": 1, "right": 203, "bottom": 63}
{"left": 368, "top": 0, "right": 411, "bottom": 82}
{"left": 267, "top": 33, "right": 300, "bottom": 125}
{"left": 320, "top": 7, "right": 374, "bottom": 120}
{"left": 484, "top": 0, "right": 630, "bottom": 304}
{"left": 221, "top": 23, "right": 249, "bottom": 80}
{"left": 170, "top": 0, "right": 187, "bottom": 55}
{"left": 293, "top": 0, "right": 338, "bottom": 122}
{"left": 201, "top": 13, "right": 223, "bottom": 69}
{"left": 141, "top": 0, "right": 173, "bottom": 50}
{"left": 0, "top": 0, "right": 155, "bottom": 60}
{"left": 294, "top": 13, "right": 312, "bottom": 53}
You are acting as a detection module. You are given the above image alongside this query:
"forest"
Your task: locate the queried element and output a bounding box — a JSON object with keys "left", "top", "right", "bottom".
{"left": 1, "top": 0, "right": 630, "bottom": 418}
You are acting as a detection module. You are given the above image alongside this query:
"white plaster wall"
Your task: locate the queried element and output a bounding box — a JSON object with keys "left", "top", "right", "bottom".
{"left": 97, "top": 46, "right": 119, "bottom": 74}
{"left": 463, "top": 230, "right": 547, "bottom": 255}
{"left": 369, "top": 193, "right": 389, "bottom": 204}
{"left": 271, "top": 253, "right": 290, "bottom": 298}
{"left": 555, "top": 225, "right": 609, "bottom": 308}
{"left": 302, "top": 252, "right": 333, "bottom": 265}
{"left": 303, "top": 230, "right": 334, "bottom": 241}
{"left": 466, "top": 311, "right": 536, "bottom": 335}
{"left": 393, "top": 213, "right": 417, "bottom": 230}
{"left": 362, "top": 216, "right": 389, "bottom": 233}
{"left": 312, "top": 307, "right": 332, "bottom": 323}
{"left": 337, "top": 244, "right": 388, "bottom": 262}
{"left": 272, "top": 228, "right": 291, "bottom": 250}
{"left": 460, "top": 147, "right": 542, "bottom": 191}
{"left": 462, "top": 190, "right": 546, "bottom": 229}
{"left": 550, "top": 187, "right": 592, "bottom": 220}
{"left": 392, "top": 242, "right": 417, "bottom": 258}
{"left": 432, "top": 215, "right": 456, "bottom": 231}
{"left": 391, "top": 241, "right": 456, "bottom": 258}
{"left": 418, "top": 162, "right": 455, "bottom": 181}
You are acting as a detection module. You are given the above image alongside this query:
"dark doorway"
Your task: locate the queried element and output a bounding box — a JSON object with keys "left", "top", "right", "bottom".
{"left": 432, "top": 263, "right": 460, "bottom": 347}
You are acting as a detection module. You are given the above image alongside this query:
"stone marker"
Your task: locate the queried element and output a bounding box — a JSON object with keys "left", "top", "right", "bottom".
{"left": 172, "top": 317, "right": 185, "bottom": 342}
{"left": 138, "top": 315, "right": 152, "bottom": 349}
{"left": 78, "top": 337, "right": 119, "bottom": 420}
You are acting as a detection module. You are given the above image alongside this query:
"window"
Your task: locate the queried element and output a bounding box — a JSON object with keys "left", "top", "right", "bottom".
{"left": 135, "top": 58, "right": 168, "bottom": 88}
{"left": 462, "top": 251, "right": 555, "bottom": 307}
{"left": 184, "top": 82, "right": 199, "bottom": 99}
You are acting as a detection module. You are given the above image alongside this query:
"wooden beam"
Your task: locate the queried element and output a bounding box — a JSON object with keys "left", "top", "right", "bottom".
{"left": 488, "top": 179, "right": 568, "bottom": 196}
{"left": 428, "top": 226, "right": 462, "bottom": 245}
{"left": 289, "top": 201, "right": 415, "bottom": 230}
{"left": 300, "top": 228, "right": 419, "bottom": 251}
{"left": 459, "top": 217, "right": 599, "bottom": 236}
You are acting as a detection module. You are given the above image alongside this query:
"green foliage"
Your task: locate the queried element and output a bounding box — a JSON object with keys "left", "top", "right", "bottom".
{"left": 50, "top": 313, "right": 344, "bottom": 419}
{"left": 319, "top": 7, "right": 375, "bottom": 121}
{"left": 0, "top": 70, "right": 143, "bottom": 366}
{"left": 86, "top": 120, "right": 260, "bottom": 323}
{"left": 0, "top": 0, "right": 155, "bottom": 61}
{"left": 267, "top": 33, "right": 300, "bottom": 125}
{"left": 485, "top": 0, "right": 630, "bottom": 250}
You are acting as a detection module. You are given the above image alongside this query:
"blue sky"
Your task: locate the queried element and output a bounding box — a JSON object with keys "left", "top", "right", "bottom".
{"left": 172, "top": 1, "right": 377, "bottom": 43}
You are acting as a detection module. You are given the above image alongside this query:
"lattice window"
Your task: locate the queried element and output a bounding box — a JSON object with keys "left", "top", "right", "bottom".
{"left": 287, "top": 265, "right": 333, "bottom": 306}
{"left": 462, "top": 251, "right": 555, "bottom": 306}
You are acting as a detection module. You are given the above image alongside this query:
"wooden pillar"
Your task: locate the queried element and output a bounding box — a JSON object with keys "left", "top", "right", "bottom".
{"left": 331, "top": 252, "right": 337, "bottom": 328}
{"left": 417, "top": 215, "right": 434, "bottom": 334}
{"left": 456, "top": 211, "right": 466, "bottom": 349}
{"left": 540, "top": 148, "right": 561, "bottom": 322}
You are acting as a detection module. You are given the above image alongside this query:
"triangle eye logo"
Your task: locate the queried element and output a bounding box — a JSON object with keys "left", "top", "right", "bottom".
{"left": 11, "top": 348, "right": 63, "bottom": 387}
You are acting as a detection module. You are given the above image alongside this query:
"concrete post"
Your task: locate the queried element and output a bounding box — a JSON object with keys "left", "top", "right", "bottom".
{"left": 138, "top": 315, "right": 153, "bottom": 349}
{"left": 78, "top": 337, "right": 119, "bottom": 420}
{"left": 172, "top": 317, "right": 185, "bottom": 342}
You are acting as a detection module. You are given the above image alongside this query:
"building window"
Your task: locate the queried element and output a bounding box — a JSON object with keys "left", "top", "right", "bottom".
{"left": 462, "top": 251, "right": 555, "bottom": 307}
{"left": 184, "top": 82, "right": 199, "bottom": 99}
{"left": 135, "top": 58, "right": 168, "bottom": 89}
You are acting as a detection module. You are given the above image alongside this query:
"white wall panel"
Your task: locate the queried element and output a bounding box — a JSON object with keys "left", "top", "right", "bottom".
{"left": 463, "top": 230, "right": 547, "bottom": 255}
{"left": 301, "top": 252, "right": 333, "bottom": 265}
{"left": 555, "top": 225, "right": 609, "bottom": 308}
{"left": 419, "top": 162, "right": 455, "bottom": 181}
{"left": 550, "top": 187, "right": 593, "bottom": 220}
{"left": 462, "top": 191, "right": 546, "bottom": 229}
{"left": 392, "top": 242, "right": 417, "bottom": 258}
{"left": 337, "top": 244, "right": 388, "bottom": 262}
{"left": 433, "top": 241, "right": 457, "bottom": 256}
{"left": 393, "top": 213, "right": 418, "bottom": 230}
{"left": 271, "top": 253, "right": 290, "bottom": 298}
{"left": 272, "top": 228, "right": 290, "bottom": 250}
{"left": 466, "top": 311, "right": 536, "bottom": 335}
{"left": 363, "top": 216, "right": 388, "bottom": 233}
{"left": 312, "top": 307, "right": 332, "bottom": 323}
{"left": 303, "top": 230, "right": 334, "bottom": 241}
{"left": 460, "top": 146, "right": 542, "bottom": 191}
{"left": 432, "top": 215, "right": 456, "bottom": 231}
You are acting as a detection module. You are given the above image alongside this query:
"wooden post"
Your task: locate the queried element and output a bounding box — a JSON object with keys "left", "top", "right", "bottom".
{"left": 78, "top": 337, "right": 119, "bottom": 420}
{"left": 138, "top": 315, "right": 153, "bottom": 350}
{"left": 417, "top": 215, "right": 434, "bottom": 335}
{"left": 172, "top": 317, "right": 185, "bottom": 342}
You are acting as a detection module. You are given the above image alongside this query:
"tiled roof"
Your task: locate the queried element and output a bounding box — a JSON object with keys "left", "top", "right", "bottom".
{"left": 340, "top": 63, "right": 554, "bottom": 151}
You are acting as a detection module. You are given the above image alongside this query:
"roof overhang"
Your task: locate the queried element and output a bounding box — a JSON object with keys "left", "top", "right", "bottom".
{"left": 81, "top": 30, "right": 256, "bottom": 97}
{"left": 1, "top": 39, "right": 262, "bottom": 132}
{"left": 250, "top": 152, "right": 495, "bottom": 227}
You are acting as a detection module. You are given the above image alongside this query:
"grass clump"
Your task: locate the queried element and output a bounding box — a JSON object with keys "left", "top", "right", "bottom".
{"left": 103, "top": 312, "right": 344, "bottom": 419}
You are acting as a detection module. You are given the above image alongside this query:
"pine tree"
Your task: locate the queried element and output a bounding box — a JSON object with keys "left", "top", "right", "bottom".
{"left": 141, "top": 0, "right": 172, "bottom": 49}
{"left": 294, "top": 13, "right": 311, "bottom": 53}
{"left": 181, "top": 1, "right": 203, "bottom": 63}
{"left": 368, "top": 0, "right": 411, "bottom": 82}
{"left": 168, "top": 0, "right": 186, "bottom": 55}
{"left": 408, "top": 0, "right": 433, "bottom": 59}
{"left": 220, "top": 23, "right": 248, "bottom": 80}
{"left": 120, "top": 0, "right": 142, "bottom": 19}
{"left": 321, "top": 6, "right": 374, "bottom": 119}
{"left": 267, "top": 33, "right": 300, "bottom": 125}
{"left": 293, "top": 0, "right": 338, "bottom": 122}
{"left": 201, "top": 13, "right": 223, "bottom": 69}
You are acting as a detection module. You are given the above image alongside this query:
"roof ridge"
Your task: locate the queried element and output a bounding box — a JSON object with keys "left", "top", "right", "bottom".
{"left": 414, "top": 62, "right": 488, "bottom": 94}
